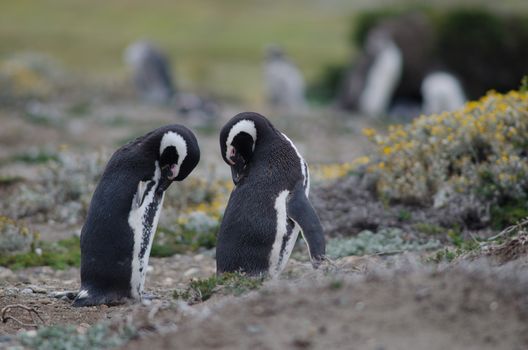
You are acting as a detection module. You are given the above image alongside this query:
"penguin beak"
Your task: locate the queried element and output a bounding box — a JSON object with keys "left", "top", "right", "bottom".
{"left": 230, "top": 154, "right": 247, "bottom": 185}
{"left": 158, "top": 164, "right": 178, "bottom": 193}
{"left": 167, "top": 164, "right": 178, "bottom": 180}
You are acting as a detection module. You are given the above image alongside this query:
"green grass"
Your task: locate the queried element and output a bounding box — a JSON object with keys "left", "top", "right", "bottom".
{"left": 414, "top": 222, "right": 445, "bottom": 235}
{"left": 151, "top": 225, "right": 217, "bottom": 257}
{"left": 0, "top": 236, "right": 81, "bottom": 270}
{"left": 174, "top": 272, "right": 264, "bottom": 303}
{"left": 0, "top": 0, "right": 354, "bottom": 104}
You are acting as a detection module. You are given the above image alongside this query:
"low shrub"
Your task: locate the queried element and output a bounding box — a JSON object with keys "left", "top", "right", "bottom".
{"left": 174, "top": 272, "right": 264, "bottom": 304}
{"left": 327, "top": 228, "right": 440, "bottom": 258}
{"left": 362, "top": 91, "right": 528, "bottom": 230}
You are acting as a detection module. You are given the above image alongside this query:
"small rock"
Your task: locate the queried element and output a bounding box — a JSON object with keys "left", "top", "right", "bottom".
{"left": 489, "top": 301, "right": 499, "bottom": 311}
{"left": 77, "top": 323, "right": 90, "bottom": 334}
{"left": 6, "top": 287, "right": 19, "bottom": 295}
{"left": 355, "top": 301, "right": 365, "bottom": 311}
{"left": 246, "top": 324, "right": 263, "bottom": 334}
{"left": 28, "top": 285, "right": 47, "bottom": 294}
{"left": 184, "top": 268, "right": 200, "bottom": 277}
{"left": 292, "top": 338, "right": 312, "bottom": 348}
{"left": 0, "top": 267, "right": 15, "bottom": 280}
{"left": 24, "top": 330, "right": 38, "bottom": 338}
{"left": 21, "top": 288, "right": 34, "bottom": 294}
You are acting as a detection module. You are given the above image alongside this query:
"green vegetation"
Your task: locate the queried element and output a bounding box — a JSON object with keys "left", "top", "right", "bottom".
{"left": 174, "top": 272, "right": 264, "bottom": 303}
{"left": 521, "top": 76, "right": 528, "bottom": 92}
{"left": 413, "top": 223, "right": 444, "bottom": 235}
{"left": 19, "top": 323, "right": 134, "bottom": 350}
{"left": 151, "top": 213, "right": 218, "bottom": 257}
{"left": 0, "top": 175, "right": 23, "bottom": 186}
{"left": 0, "top": 0, "right": 353, "bottom": 103}
{"left": 397, "top": 209, "right": 412, "bottom": 222}
{"left": 326, "top": 229, "right": 441, "bottom": 258}
{"left": 490, "top": 199, "right": 528, "bottom": 230}
{"left": 0, "top": 236, "right": 81, "bottom": 270}
{"left": 9, "top": 150, "right": 59, "bottom": 164}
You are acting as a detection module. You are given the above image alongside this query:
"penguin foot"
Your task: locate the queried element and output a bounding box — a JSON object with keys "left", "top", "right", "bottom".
{"left": 72, "top": 289, "right": 132, "bottom": 307}
{"left": 51, "top": 290, "right": 78, "bottom": 300}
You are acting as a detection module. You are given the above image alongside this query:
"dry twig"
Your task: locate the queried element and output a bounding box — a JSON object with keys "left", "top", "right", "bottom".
{"left": 488, "top": 217, "right": 528, "bottom": 241}
{"left": 1, "top": 304, "right": 45, "bottom": 328}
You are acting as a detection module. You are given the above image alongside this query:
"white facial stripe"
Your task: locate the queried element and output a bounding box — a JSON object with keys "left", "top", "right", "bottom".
{"left": 281, "top": 133, "right": 310, "bottom": 196}
{"left": 226, "top": 119, "right": 257, "bottom": 159}
{"left": 160, "top": 131, "right": 188, "bottom": 173}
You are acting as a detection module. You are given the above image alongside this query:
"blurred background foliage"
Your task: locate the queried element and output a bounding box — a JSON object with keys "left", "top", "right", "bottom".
{"left": 0, "top": 0, "right": 526, "bottom": 105}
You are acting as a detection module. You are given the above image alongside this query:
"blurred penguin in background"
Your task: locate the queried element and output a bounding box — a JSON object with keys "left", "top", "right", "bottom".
{"left": 421, "top": 71, "right": 466, "bottom": 114}
{"left": 264, "top": 45, "right": 307, "bottom": 112}
{"left": 124, "top": 40, "right": 175, "bottom": 104}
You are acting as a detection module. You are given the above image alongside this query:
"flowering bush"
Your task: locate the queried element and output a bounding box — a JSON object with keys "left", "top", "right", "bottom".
{"left": 362, "top": 91, "right": 528, "bottom": 218}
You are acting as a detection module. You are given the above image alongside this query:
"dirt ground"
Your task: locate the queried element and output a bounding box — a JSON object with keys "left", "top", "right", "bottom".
{"left": 1, "top": 252, "right": 528, "bottom": 349}
{"left": 1, "top": 101, "right": 528, "bottom": 349}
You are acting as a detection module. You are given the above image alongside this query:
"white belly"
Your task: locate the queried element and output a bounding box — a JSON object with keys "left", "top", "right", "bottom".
{"left": 128, "top": 164, "right": 164, "bottom": 299}
{"left": 268, "top": 190, "right": 300, "bottom": 278}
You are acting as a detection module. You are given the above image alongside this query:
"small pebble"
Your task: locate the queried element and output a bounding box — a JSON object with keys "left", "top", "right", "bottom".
{"left": 28, "top": 285, "right": 47, "bottom": 294}
{"left": 489, "top": 301, "right": 499, "bottom": 311}
{"left": 246, "top": 324, "right": 263, "bottom": 334}
{"left": 21, "top": 288, "right": 34, "bottom": 294}
{"left": 184, "top": 268, "right": 200, "bottom": 277}
{"left": 24, "top": 330, "right": 38, "bottom": 338}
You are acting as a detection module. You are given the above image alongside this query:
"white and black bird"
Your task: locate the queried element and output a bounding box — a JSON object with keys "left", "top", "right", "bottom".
{"left": 217, "top": 112, "right": 325, "bottom": 277}
{"left": 73, "top": 125, "right": 200, "bottom": 307}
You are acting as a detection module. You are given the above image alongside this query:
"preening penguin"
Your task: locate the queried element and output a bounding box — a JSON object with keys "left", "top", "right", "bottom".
{"left": 217, "top": 112, "right": 325, "bottom": 277}
{"left": 73, "top": 125, "right": 200, "bottom": 307}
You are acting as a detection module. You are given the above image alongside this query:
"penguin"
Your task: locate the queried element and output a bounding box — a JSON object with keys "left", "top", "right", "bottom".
{"left": 73, "top": 125, "right": 200, "bottom": 307}
{"left": 217, "top": 112, "right": 325, "bottom": 277}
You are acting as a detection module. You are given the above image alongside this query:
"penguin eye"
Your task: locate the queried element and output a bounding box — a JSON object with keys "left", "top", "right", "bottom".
{"left": 230, "top": 147, "right": 236, "bottom": 157}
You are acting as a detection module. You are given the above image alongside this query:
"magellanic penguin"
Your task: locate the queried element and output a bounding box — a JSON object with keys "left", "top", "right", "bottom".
{"left": 217, "top": 112, "right": 325, "bottom": 277}
{"left": 73, "top": 125, "right": 200, "bottom": 307}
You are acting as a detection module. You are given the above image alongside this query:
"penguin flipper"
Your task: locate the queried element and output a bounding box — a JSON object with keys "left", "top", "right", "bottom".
{"left": 287, "top": 182, "right": 326, "bottom": 267}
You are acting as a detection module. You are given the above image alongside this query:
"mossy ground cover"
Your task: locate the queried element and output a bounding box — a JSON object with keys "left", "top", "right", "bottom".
{"left": 174, "top": 272, "right": 265, "bottom": 303}
{"left": 0, "top": 236, "right": 81, "bottom": 270}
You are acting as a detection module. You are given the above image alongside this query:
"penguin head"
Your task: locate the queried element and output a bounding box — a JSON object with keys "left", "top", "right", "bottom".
{"left": 155, "top": 126, "right": 200, "bottom": 191}
{"left": 219, "top": 112, "right": 274, "bottom": 184}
